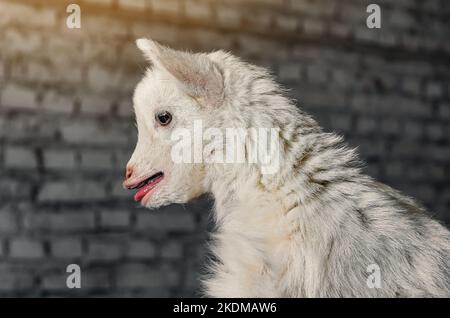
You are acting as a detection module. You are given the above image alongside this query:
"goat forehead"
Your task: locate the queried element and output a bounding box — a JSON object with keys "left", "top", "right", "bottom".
{"left": 134, "top": 74, "right": 181, "bottom": 110}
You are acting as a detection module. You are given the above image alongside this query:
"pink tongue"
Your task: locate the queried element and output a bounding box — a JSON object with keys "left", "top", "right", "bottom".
{"left": 134, "top": 183, "right": 154, "bottom": 202}
{"left": 133, "top": 175, "right": 165, "bottom": 202}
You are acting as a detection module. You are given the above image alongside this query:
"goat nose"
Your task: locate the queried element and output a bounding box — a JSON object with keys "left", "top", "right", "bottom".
{"left": 126, "top": 165, "right": 134, "bottom": 179}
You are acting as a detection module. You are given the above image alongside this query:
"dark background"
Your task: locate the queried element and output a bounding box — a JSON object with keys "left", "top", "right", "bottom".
{"left": 0, "top": 0, "right": 449, "bottom": 297}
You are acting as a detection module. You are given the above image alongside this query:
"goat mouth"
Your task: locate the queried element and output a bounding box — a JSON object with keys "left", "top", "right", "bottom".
{"left": 130, "top": 172, "right": 164, "bottom": 202}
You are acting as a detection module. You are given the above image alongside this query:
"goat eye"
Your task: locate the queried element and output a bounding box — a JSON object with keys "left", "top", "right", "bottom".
{"left": 155, "top": 111, "right": 172, "bottom": 126}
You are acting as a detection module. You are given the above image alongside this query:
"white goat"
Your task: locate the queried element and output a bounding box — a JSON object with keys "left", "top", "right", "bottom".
{"left": 123, "top": 39, "right": 450, "bottom": 297}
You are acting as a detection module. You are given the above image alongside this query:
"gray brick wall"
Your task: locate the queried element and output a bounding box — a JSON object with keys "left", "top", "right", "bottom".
{"left": 0, "top": 0, "right": 449, "bottom": 297}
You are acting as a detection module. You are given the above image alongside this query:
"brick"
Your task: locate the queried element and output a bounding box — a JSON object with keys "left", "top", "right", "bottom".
{"left": 38, "top": 181, "right": 106, "bottom": 202}
{"left": 80, "top": 270, "right": 111, "bottom": 289}
{"left": 150, "top": 0, "right": 181, "bottom": 15}
{"left": 81, "top": 40, "right": 118, "bottom": 64}
{"left": 117, "top": 98, "right": 134, "bottom": 117}
{"left": 352, "top": 95, "right": 431, "bottom": 118}
{"left": 86, "top": 66, "right": 120, "bottom": 94}
{"left": 111, "top": 180, "right": 130, "bottom": 199}
{"left": 364, "top": 165, "right": 381, "bottom": 179}
{"left": 42, "top": 92, "right": 75, "bottom": 114}
{"left": 10, "top": 61, "right": 51, "bottom": 83}
{"left": 425, "top": 81, "right": 443, "bottom": 98}
{"left": 0, "top": 207, "right": 18, "bottom": 233}
{"left": 184, "top": 266, "right": 201, "bottom": 291}
{"left": 85, "top": 0, "right": 113, "bottom": 5}
{"left": 408, "top": 184, "right": 436, "bottom": 202}
{"left": 115, "top": 149, "right": 134, "bottom": 170}
{"left": 307, "top": 65, "right": 328, "bottom": 84}
{"left": 397, "top": 98, "right": 431, "bottom": 118}
{"left": 380, "top": 118, "right": 401, "bottom": 135}
{"left": 216, "top": 5, "right": 242, "bottom": 28}
{"left": 438, "top": 102, "right": 450, "bottom": 119}
{"left": 289, "top": 0, "right": 311, "bottom": 13}
{"left": 10, "top": 239, "right": 44, "bottom": 259}
{"left": 80, "top": 150, "right": 113, "bottom": 170}
{"left": 407, "top": 165, "right": 427, "bottom": 181}
{"left": 1, "top": 84, "right": 36, "bottom": 110}
{"left": 402, "top": 77, "right": 421, "bottom": 96}
{"left": 83, "top": 16, "right": 129, "bottom": 38}
{"left": 0, "top": 272, "right": 34, "bottom": 292}
{"left": 430, "top": 146, "right": 450, "bottom": 162}
{"left": 329, "top": 114, "right": 352, "bottom": 132}
{"left": 161, "top": 241, "right": 183, "bottom": 259}
{"left": 384, "top": 161, "right": 404, "bottom": 177}
{"left": 390, "top": 60, "right": 433, "bottom": 77}
{"left": 190, "top": 29, "right": 234, "bottom": 51}
{"left": 0, "top": 117, "right": 4, "bottom": 136}
{"left": 401, "top": 34, "right": 420, "bottom": 51}
{"left": 356, "top": 117, "right": 377, "bottom": 135}
{"left": 87, "top": 241, "right": 122, "bottom": 261}
{"left": 0, "top": 114, "right": 57, "bottom": 141}
{"left": 246, "top": 11, "right": 272, "bottom": 30}
{"left": 300, "top": 87, "right": 345, "bottom": 109}
{"left": 388, "top": 10, "right": 414, "bottom": 29}
{"left": 116, "top": 264, "right": 177, "bottom": 288}
{"left": 0, "top": 179, "right": 32, "bottom": 200}
{"left": 427, "top": 165, "right": 446, "bottom": 181}
{"left": 4, "top": 146, "right": 37, "bottom": 169}
{"left": 0, "top": 62, "right": 5, "bottom": 79}
{"left": 355, "top": 26, "right": 379, "bottom": 43}
{"left": 110, "top": 150, "right": 129, "bottom": 169}
{"left": 391, "top": 142, "right": 422, "bottom": 158}
{"left": 100, "top": 210, "right": 130, "bottom": 228}
{"left": 238, "top": 36, "right": 286, "bottom": 59}
{"left": 275, "top": 15, "right": 298, "bottom": 32}
{"left": 422, "top": 37, "right": 440, "bottom": 52}
{"left": 120, "top": 41, "right": 143, "bottom": 67}
{"left": 290, "top": 0, "right": 335, "bottom": 17}
{"left": 425, "top": 124, "right": 445, "bottom": 141}
{"left": 46, "top": 34, "right": 81, "bottom": 56}
{"left": 60, "top": 120, "right": 129, "bottom": 145}
{"left": 329, "top": 22, "right": 351, "bottom": 38}
{"left": 0, "top": 2, "right": 56, "bottom": 27}
{"left": 303, "top": 18, "right": 325, "bottom": 36}
{"left": 127, "top": 240, "right": 156, "bottom": 259}
{"left": 404, "top": 121, "right": 423, "bottom": 140}
{"left": 253, "top": 0, "right": 284, "bottom": 7}
{"left": 51, "top": 239, "right": 83, "bottom": 258}
{"left": 2, "top": 29, "right": 42, "bottom": 55}
{"left": 132, "top": 22, "right": 178, "bottom": 44}
{"left": 278, "top": 63, "right": 302, "bottom": 81}
{"left": 24, "top": 211, "right": 96, "bottom": 231}
{"left": 185, "top": 0, "right": 212, "bottom": 21}
{"left": 332, "top": 69, "right": 353, "bottom": 88}
{"left": 136, "top": 206, "right": 196, "bottom": 232}
{"left": 117, "top": 0, "right": 147, "bottom": 10}
{"left": 355, "top": 139, "right": 385, "bottom": 158}
{"left": 40, "top": 273, "right": 67, "bottom": 291}
{"left": 43, "top": 149, "right": 76, "bottom": 170}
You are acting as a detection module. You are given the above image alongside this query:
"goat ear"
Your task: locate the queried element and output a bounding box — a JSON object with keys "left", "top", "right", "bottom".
{"left": 136, "top": 38, "right": 224, "bottom": 107}
{"left": 136, "top": 38, "right": 162, "bottom": 64}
